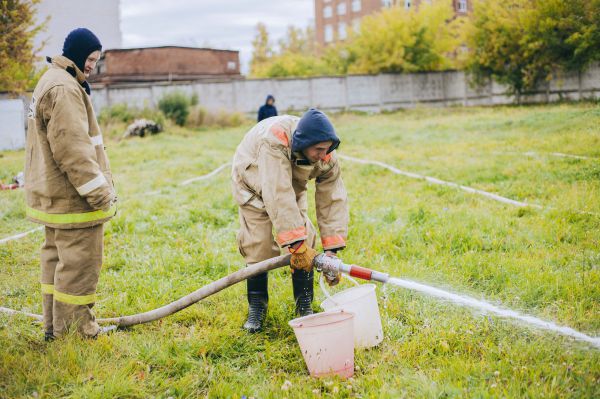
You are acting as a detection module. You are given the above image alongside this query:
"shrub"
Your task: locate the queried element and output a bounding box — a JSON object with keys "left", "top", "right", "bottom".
{"left": 98, "top": 104, "right": 165, "bottom": 127}
{"left": 204, "top": 110, "right": 247, "bottom": 128}
{"left": 186, "top": 106, "right": 248, "bottom": 129}
{"left": 158, "top": 92, "right": 190, "bottom": 126}
{"left": 138, "top": 107, "right": 166, "bottom": 128}
{"left": 98, "top": 103, "right": 135, "bottom": 125}
{"left": 186, "top": 106, "right": 207, "bottom": 128}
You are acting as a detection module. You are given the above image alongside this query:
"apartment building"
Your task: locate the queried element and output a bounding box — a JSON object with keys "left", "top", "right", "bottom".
{"left": 314, "top": 0, "right": 472, "bottom": 46}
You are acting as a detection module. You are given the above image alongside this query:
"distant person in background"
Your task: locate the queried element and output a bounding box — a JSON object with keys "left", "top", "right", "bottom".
{"left": 257, "top": 95, "right": 278, "bottom": 122}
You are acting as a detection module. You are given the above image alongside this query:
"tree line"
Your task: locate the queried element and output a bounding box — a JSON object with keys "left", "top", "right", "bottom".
{"left": 250, "top": 0, "right": 600, "bottom": 96}
{"left": 1, "top": 0, "right": 598, "bottom": 97}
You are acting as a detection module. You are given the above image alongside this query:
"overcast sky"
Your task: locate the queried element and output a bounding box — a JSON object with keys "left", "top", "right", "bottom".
{"left": 120, "top": 0, "right": 315, "bottom": 74}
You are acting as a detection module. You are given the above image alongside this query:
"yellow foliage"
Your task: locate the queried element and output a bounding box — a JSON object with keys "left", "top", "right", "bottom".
{"left": 348, "top": 1, "right": 467, "bottom": 74}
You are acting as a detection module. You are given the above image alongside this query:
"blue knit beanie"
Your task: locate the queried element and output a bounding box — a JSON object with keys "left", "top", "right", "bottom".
{"left": 62, "top": 28, "right": 102, "bottom": 72}
{"left": 292, "top": 109, "right": 340, "bottom": 153}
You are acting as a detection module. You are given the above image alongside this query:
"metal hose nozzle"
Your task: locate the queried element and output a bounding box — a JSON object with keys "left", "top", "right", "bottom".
{"left": 313, "top": 254, "right": 390, "bottom": 283}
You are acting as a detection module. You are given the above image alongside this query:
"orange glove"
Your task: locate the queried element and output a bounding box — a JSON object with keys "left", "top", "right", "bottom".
{"left": 289, "top": 241, "right": 318, "bottom": 272}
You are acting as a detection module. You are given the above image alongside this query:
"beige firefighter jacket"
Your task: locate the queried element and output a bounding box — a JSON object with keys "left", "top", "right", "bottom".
{"left": 25, "top": 55, "right": 116, "bottom": 229}
{"left": 232, "top": 115, "right": 349, "bottom": 250}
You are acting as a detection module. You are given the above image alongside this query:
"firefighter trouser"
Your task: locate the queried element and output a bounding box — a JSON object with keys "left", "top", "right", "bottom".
{"left": 236, "top": 203, "right": 316, "bottom": 264}
{"left": 40, "top": 224, "right": 103, "bottom": 337}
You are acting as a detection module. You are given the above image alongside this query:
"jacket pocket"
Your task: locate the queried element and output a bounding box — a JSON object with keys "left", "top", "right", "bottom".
{"left": 30, "top": 172, "right": 68, "bottom": 200}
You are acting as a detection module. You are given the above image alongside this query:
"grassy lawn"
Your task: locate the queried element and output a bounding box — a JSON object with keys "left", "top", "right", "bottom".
{"left": 1, "top": 103, "right": 599, "bottom": 398}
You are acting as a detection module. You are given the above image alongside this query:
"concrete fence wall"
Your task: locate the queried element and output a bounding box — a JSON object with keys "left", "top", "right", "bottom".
{"left": 0, "top": 99, "right": 26, "bottom": 151}
{"left": 2, "top": 64, "right": 599, "bottom": 151}
{"left": 91, "top": 63, "right": 600, "bottom": 115}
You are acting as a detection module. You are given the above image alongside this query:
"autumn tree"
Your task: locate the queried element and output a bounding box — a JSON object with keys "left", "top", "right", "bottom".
{"left": 533, "top": 0, "right": 600, "bottom": 73}
{"left": 249, "top": 23, "right": 273, "bottom": 77}
{"left": 346, "top": 0, "right": 467, "bottom": 74}
{"left": 250, "top": 1, "right": 466, "bottom": 78}
{"left": 466, "top": 0, "right": 600, "bottom": 96}
{"left": 250, "top": 24, "right": 332, "bottom": 78}
{"left": 0, "top": 0, "right": 47, "bottom": 94}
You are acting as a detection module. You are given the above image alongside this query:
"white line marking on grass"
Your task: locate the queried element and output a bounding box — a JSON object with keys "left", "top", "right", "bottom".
{"left": 339, "top": 154, "right": 543, "bottom": 208}
{"left": 0, "top": 226, "right": 44, "bottom": 245}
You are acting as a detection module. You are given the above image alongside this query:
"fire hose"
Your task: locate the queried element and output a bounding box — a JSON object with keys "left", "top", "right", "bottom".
{"left": 0, "top": 253, "right": 384, "bottom": 327}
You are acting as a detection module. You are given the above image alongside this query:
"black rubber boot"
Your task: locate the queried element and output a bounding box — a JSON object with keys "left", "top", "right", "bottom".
{"left": 243, "top": 272, "right": 268, "bottom": 333}
{"left": 292, "top": 269, "right": 314, "bottom": 317}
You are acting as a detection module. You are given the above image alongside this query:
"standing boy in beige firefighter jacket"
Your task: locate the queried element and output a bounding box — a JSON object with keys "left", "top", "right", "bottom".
{"left": 25, "top": 29, "right": 117, "bottom": 340}
{"left": 232, "top": 108, "right": 349, "bottom": 333}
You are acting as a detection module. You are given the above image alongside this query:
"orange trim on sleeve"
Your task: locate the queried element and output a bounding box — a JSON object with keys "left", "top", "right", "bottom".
{"left": 270, "top": 124, "right": 289, "bottom": 147}
{"left": 276, "top": 226, "right": 306, "bottom": 245}
{"left": 321, "top": 235, "right": 346, "bottom": 249}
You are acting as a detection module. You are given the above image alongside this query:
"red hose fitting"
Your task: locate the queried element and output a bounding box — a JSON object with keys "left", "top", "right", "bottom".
{"left": 349, "top": 265, "right": 373, "bottom": 280}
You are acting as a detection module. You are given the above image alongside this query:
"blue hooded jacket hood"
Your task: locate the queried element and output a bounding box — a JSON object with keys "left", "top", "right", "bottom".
{"left": 292, "top": 109, "right": 340, "bottom": 154}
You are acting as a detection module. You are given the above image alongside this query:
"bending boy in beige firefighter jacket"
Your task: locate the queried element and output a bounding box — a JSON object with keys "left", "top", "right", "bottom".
{"left": 232, "top": 108, "right": 349, "bottom": 333}
{"left": 25, "top": 29, "right": 116, "bottom": 340}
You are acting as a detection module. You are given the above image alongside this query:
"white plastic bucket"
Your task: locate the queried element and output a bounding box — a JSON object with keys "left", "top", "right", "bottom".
{"left": 288, "top": 310, "right": 355, "bottom": 378}
{"left": 320, "top": 277, "right": 384, "bottom": 348}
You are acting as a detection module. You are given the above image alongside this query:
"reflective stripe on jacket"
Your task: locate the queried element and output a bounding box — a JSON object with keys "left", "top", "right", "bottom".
{"left": 25, "top": 55, "right": 116, "bottom": 229}
{"left": 232, "top": 115, "right": 349, "bottom": 250}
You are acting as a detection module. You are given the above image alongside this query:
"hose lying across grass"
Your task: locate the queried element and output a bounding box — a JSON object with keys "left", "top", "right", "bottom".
{"left": 0, "top": 254, "right": 290, "bottom": 327}
{"left": 339, "top": 154, "right": 598, "bottom": 216}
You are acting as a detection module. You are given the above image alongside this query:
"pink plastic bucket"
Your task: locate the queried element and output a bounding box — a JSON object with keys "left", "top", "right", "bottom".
{"left": 288, "top": 310, "right": 355, "bottom": 378}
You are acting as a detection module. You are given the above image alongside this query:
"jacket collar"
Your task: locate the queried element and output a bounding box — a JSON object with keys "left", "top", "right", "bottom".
{"left": 292, "top": 151, "right": 314, "bottom": 166}
{"left": 48, "top": 55, "right": 87, "bottom": 84}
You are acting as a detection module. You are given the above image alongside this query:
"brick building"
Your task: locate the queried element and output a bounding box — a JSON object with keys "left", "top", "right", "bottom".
{"left": 89, "top": 46, "right": 241, "bottom": 85}
{"left": 315, "top": 0, "right": 472, "bottom": 46}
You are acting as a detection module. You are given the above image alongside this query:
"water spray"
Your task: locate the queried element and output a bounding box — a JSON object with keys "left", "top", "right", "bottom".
{"left": 314, "top": 254, "right": 600, "bottom": 349}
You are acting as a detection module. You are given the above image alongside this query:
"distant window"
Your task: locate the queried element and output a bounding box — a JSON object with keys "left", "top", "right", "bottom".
{"left": 227, "top": 61, "right": 237, "bottom": 71}
{"left": 325, "top": 24, "right": 334, "bottom": 42}
{"left": 337, "top": 2, "right": 346, "bottom": 15}
{"left": 381, "top": 0, "right": 393, "bottom": 8}
{"left": 457, "top": 0, "right": 468, "bottom": 12}
{"left": 323, "top": 5, "right": 332, "bottom": 18}
{"left": 405, "top": 0, "right": 411, "bottom": 9}
{"left": 352, "top": 0, "right": 361, "bottom": 12}
{"left": 352, "top": 18, "right": 361, "bottom": 32}
{"left": 338, "top": 22, "right": 347, "bottom": 40}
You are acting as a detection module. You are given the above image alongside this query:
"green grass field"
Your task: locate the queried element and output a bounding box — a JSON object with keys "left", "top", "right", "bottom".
{"left": 1, "top": 103, "right": 599, "bottom": 398}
